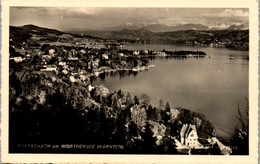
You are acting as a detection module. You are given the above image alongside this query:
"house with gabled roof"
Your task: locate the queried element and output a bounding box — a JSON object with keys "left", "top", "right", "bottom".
{"left": 175, "top": 124, "right": 231, "bottom": 154}
{"left": 180, "top": 124, "right": 204, "bottom": 149}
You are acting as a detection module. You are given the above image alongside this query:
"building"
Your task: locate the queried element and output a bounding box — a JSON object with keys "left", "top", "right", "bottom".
{"left": 180, "top": 124, "right": 203, "bottom": 149}
{"left": 67, "top": 57, "right": 79, "bottom": 61}
{"left": 118, "top": 53, "right": 124, "bottom": 57}
{"left": 133, "top": 51, "right": 140, "bottom": 56}
{"left": 207, "top": 137, "right": 232, "bottom": 155}
{"left": 102, "top": 54, "right": 109, "bottom": 60}
{"left": 48, "top": 49, "right": 55, "bottom": 56}
{"left": 40, "top": 65, "right": 57, "bottom": 71}
{"left": 10, "top": 56, "right": 24, "bottom": 63}
{"left": 59, "top": 61, "right": 66, "bottom": 66}
{"left": 175, "top": 124, "right": 231, "bottom": 154}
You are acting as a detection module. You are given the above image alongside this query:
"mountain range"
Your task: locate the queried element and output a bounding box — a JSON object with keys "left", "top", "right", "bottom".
{"left": 69, "top": 23, "right": 249, "bottom": 33}
{"left": 10, "top": 24, "right": 249, "bottom": 51}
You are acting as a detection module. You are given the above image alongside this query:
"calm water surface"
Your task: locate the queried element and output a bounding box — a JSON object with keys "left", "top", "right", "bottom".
{"left": 94, "top": 44, "right": 249, "bottom": 138}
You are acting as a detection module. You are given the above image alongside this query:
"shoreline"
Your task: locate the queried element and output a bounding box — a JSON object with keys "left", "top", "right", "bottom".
{"left": 87, "top": 64, "right": 156, "bottom": 77}
{"left": 9, "top": 25, "right": 248, "bottom": 154}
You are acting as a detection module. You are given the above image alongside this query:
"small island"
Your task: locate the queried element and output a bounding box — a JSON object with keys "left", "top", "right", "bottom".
{"left": 8, "top": 24, "right": 248, "bottom": 155}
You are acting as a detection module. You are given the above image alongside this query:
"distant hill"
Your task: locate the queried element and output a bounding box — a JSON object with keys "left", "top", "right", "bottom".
{"left": 155, "top": 30, "right": 249, "bottom": 43}
{"left": 10, "top": 24, "right": 66, "bottom": 45}
{"left": 143, "top": 24, "right": 169, "bottom": 32}
{"left": 104, "top": 23, "right": 146, "bottom": 31}
{"left": 144, "top": 23, "right": 209, "bottom": 32}
{"left": 111, "top": 28, "right": 154, "bottom": 38}
{"left": 10, "top": 24, "right": 249, "bottom": 50}
{"left": 78, "top": 23, "right": 210, "bottom": 33}
{"left": 69, "top": 23, "right": 249, "bottom": 33}
{"left": 10, "top": 24, "right": 64, "bottom": 37}
{"left": 76, "top": 28, "right": 249, "bottom": 45}
{"left": 226, "top": 23, "right": 249, "bottom": 30}
{"left": 68, "top": 28, "right": 155, "bottom": 40}
{"left": 10, "top": 24, "right": 101, "bottom": 47}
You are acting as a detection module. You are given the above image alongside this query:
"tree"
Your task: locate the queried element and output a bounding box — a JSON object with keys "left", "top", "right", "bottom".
{"left": 131, "top": 105, "right": 147, "bottom": 133}
{"left": 126, "top": 121, "right": 138, "bottom": 147}
{"left": 9, "top": 71, "right": 22, "bottom": 97}
{"left": 140, "top": 122, "right": 157, "bottom": 153}
{"left": 165, "top": 102, "right": 171, "bottom": 111}
{"left": 147, "top": 105, "right": 156, "bottom": 121}
{"left": 231, "top": 98, "right": 249, "bottom": 155}
{"left": 116, "top": 110, "right": 127, "bottom": 143}
{"left": 134, "top": 96, "right": 139, "bottom": 105}
{"left": 125, "top": 92, "right": 134, "bottom": 106}
{"left": 141, "top": 58, "right": 149, "bottom": 66}
{"left": 159, "top": 99, "right": 164, "bottom": 109}
{"left": 161, "top": 102, "right": 171, "bottom": 125}
{"left": 210, "top": 143, "right": 221, "bottom": 155}
{"left": 160, "top": 135, "right": 177, "bottom": 154}
{"left": 140, "top": 93, "right": 150, "bottom": 105}
{"left": 41, "top": 44, "right": 51, "bottom": 54}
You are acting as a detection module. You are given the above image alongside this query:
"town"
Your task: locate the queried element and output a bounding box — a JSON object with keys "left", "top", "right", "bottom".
{"left": 9, "top": 23, "right": 250, "bottom": 155}
{"left": 10, "top": 36, "right": 207, "bottom": 86}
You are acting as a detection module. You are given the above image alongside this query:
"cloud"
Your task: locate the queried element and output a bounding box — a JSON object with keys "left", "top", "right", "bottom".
{"left": 10, "top": 7, "right": 249, "bottom": 31}
{"left": 14, "top": 7, "right": 99, "bottom": 18}
{"left": 220, "top": 9, "right": 249, "bottom": 17}
{"left": 53, "top": 7, "right": 99, "bottom": 17}
{"left": 202, "top": 8, "right": 249, "bottom": 18}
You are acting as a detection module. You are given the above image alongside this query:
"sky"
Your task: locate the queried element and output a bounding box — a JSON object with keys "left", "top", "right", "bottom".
{"left": 10, "top": 7, "right": 249, "bottom": 31}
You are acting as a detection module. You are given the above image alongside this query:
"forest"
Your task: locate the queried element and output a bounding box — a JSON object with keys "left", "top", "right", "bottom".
{"left": 9, "top": 71, "right": 216, "bottom": 154}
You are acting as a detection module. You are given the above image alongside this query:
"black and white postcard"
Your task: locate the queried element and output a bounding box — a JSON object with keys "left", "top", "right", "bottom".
{"left": 1, "top": 0, "right": 259, "bottom": 163}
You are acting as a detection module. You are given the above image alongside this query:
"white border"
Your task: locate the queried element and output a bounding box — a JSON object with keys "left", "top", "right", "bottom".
{"left": 1, "top": 0, "right": 259, "bottom": 163}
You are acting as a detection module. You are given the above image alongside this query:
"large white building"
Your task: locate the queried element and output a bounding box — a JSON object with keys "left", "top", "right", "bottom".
{"left": 180, "top": 124, "right": 204, "bottom": 149}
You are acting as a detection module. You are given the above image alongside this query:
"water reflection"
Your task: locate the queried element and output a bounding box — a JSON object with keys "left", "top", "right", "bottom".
{"left": 98, "top": 70, "right": 139, "bottom": 81}
{"left": 93, "top": 45, "right": 249, "bottom": 139}
{"left": 146, "top": 55, "right": 206, "bottom": 60}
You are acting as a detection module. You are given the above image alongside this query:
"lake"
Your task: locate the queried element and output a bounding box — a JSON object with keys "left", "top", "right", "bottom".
{"left": 93, "top": 44, "right": 249, "bottom": 139}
